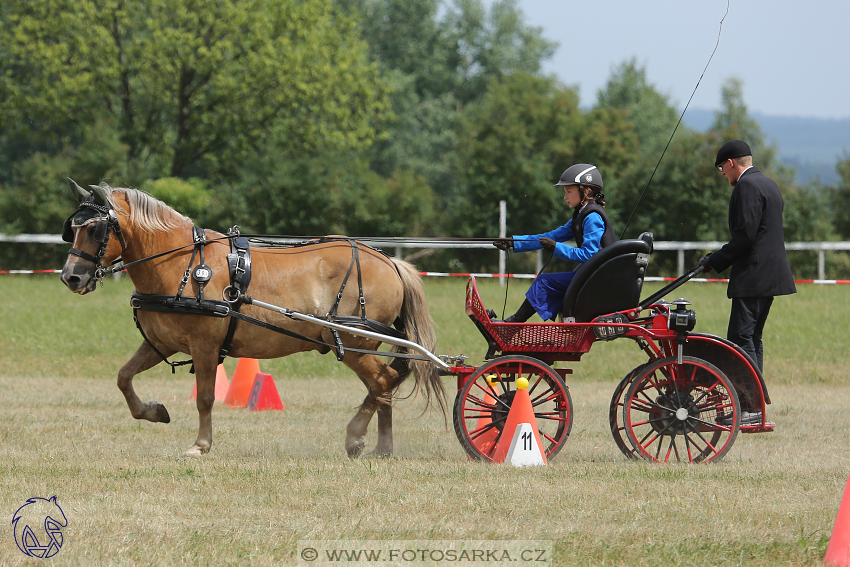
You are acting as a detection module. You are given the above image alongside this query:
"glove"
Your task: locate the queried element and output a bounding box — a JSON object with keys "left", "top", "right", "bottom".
{"left": 699, "top": 255, "right": 712, "bottom": 272}
{"left": 493, "top": 238, "right": 512, "bottom": 251}
{"left": 539, "top": 237, "right": 556, "bottom": 252}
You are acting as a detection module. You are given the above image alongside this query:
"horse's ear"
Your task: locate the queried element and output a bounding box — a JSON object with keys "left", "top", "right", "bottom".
{"left": 90, "top": 183, "right": 110, "bottom": 206}
{"left": 67, "top": 178, "right": 90, "bottom": 202}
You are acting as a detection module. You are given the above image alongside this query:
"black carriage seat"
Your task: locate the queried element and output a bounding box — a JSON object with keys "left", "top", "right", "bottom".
{"left": 560, "top": 232, "right": 653, "bottom": 323}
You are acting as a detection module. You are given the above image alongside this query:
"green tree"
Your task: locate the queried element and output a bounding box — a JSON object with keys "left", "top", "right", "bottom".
{"left": 343, "top": 0, "right": 557, "bottom": 203}
{"left": 0, "top": 0, "right": 390, "bottom": 180}
{"left": 456, "top": 73, "right": 636, "bottom": 251}
{"left": 593, "top": 61, "right": 716, "bottom": 242}
{"left": 830, "top": 155, "right": 850, "bottom": 239}
{"left": 596, "top": 59, "right": 680, "bottom": 160}
{"left": 230, "top": 148, "right": 439, "bottom": 238}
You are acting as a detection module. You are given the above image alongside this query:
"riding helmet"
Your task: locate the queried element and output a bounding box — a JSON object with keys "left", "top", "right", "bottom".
{"left": 554, "top": 164, "right": 603, "bottom": 190}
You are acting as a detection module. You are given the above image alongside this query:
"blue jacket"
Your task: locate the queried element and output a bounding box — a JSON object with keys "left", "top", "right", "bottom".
{"left": 512, "top": 212, "right": 606, "bottom": 263}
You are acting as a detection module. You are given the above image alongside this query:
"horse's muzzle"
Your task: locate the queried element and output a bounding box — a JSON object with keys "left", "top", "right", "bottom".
{"left": 60, "top": 261, "right": 98, "bottom": 294}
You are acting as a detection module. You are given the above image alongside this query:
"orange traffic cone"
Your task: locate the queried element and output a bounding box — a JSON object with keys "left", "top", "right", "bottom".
{"left": 189, "top": 364, "right": 230, "bottom": 402}
{"left": 470, "top": 374, "right": 499, "bottom": 456}
{"left": 492, "top": 377, "right": 546, "bottom": 467}
{"left": 247, "top": 373, "right": 285, "bottom": 411}
{"left": 224, "top": 358, "right": 261, "bottom": 408}
{"left": 824, "top": 469, "right": 850, "bottom": 566}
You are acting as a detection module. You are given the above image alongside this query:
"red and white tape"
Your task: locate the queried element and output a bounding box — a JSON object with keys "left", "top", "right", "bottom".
{"left": 2, "top": 269, "right": 848, "bottom": 284}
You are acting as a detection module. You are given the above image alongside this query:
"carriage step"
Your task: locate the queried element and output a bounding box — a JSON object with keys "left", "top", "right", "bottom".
{"left": 741, "top": 421, "right": 775, "bottom": 433}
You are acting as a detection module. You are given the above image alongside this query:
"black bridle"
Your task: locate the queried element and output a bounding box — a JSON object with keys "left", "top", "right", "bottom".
{"left": 62, "top": 196, "right": 127, "bottom": 280}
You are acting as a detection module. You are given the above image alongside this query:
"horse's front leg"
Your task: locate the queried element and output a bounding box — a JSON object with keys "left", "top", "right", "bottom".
{"left": 183, "top": 352, "right": 220, "bottom": 458}
{"left": 117, "top": 342, "right": 175, "bottom": 424}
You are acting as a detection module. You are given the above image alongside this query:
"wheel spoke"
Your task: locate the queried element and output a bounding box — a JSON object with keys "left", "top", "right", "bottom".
{"left": 624, "top": 356, "right": 740, "bottom": 464}
{"left": 528, "top": 373, "right": 545, "bottom": 396}
{"left": 531, "top": 390, "right": 560, "bottom": 407}
{"left": 469, "top": 417, "right": 506, "bottom": 440}
{"left": 454, "top": 356, "right": 572, "bottom": 462}
{"left": 472, "top": 381, "right": 510, "bottom": 410}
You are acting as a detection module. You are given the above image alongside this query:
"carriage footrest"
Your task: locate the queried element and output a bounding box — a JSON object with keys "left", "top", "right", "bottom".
{"left": 741, "top": 422, "right": 775, "bottom": 433}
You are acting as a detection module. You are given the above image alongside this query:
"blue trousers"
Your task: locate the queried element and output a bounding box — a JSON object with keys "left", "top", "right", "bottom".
{"left": 526, "top": 272, "right": 576, "bottom": 321}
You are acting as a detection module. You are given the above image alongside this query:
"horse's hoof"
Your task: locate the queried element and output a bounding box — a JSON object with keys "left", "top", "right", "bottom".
{"left": 182, "top": 446, "right": 206, "bottom": 458}
{"left": 346, "top": 440, "right": 365, "bottom": 459}
{"left": 156, "top": 404, "right": 171, "bottom": 423}
{"left": 366, "top": 447, "right": 392, "bottom": 458}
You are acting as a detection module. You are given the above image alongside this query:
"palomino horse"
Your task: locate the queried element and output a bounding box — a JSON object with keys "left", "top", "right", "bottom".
{"left": 60, "top": 180, "right": 445, "bottom": 457}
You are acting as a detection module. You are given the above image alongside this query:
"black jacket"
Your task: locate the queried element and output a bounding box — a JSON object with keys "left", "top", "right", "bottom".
{"left": 707, "top": 167, "right": 796, "bottom": 298}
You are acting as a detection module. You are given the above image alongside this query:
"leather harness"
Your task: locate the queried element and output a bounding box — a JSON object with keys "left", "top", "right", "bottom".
{"left": 129, "top": 233, "right": 411, "bottom": 373}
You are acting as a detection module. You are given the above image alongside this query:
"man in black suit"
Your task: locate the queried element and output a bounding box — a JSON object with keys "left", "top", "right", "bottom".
{"left": 701, "top": 140, "right": 796, "bottom": 385}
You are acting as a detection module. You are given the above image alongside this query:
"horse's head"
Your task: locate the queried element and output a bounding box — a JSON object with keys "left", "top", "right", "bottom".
{"left": 60, "top": 179, "right": 127, "bottom": 294}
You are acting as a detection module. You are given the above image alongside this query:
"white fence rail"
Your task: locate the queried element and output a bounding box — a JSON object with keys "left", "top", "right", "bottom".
{"left": 4, "top": 233, "right": 850, "bottom": 281}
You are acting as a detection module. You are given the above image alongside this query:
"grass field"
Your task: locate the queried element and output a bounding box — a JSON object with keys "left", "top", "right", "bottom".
{"left": 1, "top": 275, "right": 849, "bottom": 566}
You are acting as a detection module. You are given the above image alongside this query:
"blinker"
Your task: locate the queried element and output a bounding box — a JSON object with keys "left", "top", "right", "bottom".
{"left": 62, "top": 219, "right": 74, "bottom": 243}
{"left": 93, "top": 220, "right": 108, "bottom": 242}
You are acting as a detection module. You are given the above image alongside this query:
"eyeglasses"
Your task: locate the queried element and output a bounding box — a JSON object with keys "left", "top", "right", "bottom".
{"left": 717, "top": 163, "right": 725, "bottom": 172}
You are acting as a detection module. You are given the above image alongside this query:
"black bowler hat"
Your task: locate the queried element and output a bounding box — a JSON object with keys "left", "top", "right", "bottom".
{"left": 715, "top": 140, "right": 752, "bottom": 167}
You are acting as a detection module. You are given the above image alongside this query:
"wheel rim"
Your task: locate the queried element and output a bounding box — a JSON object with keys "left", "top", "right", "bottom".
{"left": 622, "top": 356, "right": 740, "bottom": 464}
{"left": 453, "top": 356, "right": 573, "bottom": 462}
{"left": 609, "top": 364, "right": 647, "bottom": 460}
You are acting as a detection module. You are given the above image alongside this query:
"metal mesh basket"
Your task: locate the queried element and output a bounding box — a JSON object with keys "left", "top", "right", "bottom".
{"left": 465, "top": 277, "right": 594, "bottom": 354}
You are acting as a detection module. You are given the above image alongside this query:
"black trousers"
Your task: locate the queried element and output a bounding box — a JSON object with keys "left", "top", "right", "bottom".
{"left": 727, "top": 296, "right": 774, "bottom": 373}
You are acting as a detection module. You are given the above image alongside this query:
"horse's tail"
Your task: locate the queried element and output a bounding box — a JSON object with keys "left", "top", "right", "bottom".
{"left": 391, "top": 257, "right": 447, "bottom": 419}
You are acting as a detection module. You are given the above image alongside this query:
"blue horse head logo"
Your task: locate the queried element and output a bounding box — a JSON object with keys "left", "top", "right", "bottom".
{"left": 12, "top": 496, "right": 67, "bottom": 558}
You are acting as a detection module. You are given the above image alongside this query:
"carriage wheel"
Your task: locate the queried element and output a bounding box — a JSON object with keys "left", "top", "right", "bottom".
{"left": 609, "top": 363, "right": 649, "bottom": 460}
{"left": 453, "top": 355, "right": 573, "bottom": 462}
{"left": 622, "top": 356, "right": 740, "bottom": 464}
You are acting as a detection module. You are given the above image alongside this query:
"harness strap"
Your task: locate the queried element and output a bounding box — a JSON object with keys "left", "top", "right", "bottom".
{"left": 354, "top": 242, "right": 367, "bottom": 320}
{"left": 226, "top": 309, "right": 427, "bottom": 362}
{"left": 132, "top": 307, "right": 195, "bottom": 374}
{"left": 129, "top": 232, "right": 414, "bottom": 370}
{"left": 326, "top": 240, "right": 370, "bottom": 361}
{"left": 130, "top": 292, "right": 422, "bottom": 365}
{"left": 219, "top": 235, "right": 253, "bottom": 364}
{"left": 330, "top": 315, "right": 406, "bottom": 340}
{"left": 68, "top": 247, "right": 101, "bottom": 264}
{"left": 328, "top": 240, "right": 358, "bottom": 318}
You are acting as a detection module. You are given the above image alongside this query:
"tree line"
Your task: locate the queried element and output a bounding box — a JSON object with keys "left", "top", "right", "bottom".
{"left": 1, "top": 0, "right": 848, "bottom": 276}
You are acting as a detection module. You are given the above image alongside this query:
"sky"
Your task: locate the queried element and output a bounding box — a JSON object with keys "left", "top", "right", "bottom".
{"left": 491, "top": 0, "right": 850, "bottom": 120}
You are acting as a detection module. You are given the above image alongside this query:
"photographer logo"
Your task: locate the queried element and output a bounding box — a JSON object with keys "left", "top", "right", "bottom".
{"left": 12, "top": 496, "right": 67, "bottom": 559}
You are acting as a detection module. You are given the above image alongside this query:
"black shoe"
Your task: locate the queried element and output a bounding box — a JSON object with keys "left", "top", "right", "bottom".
{"left": 485, "top": 309, "right": 497, "bottom": 320}
{"left": 716, "top": 411, "right": 762, "bottom": 426}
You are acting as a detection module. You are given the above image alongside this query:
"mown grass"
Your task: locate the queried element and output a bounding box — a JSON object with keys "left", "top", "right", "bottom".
{"left": 1, "top": 275, "right": 849, "bottom": 566}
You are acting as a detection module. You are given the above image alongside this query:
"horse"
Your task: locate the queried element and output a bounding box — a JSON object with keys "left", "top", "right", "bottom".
{"left": 59, "top": 179, "right": 446, "bottom": 458}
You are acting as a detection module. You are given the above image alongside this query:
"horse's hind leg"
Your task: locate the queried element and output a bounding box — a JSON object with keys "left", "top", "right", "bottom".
{"left": 371, "top": 401, "right": 393, "bottom": 457}
{"left": 345, "top": 394, "right": 381, "bottom": 458}
{"left": 118, "top": 342, "right": 175, "bottom": 424}
{"left": 344, "top": 354, "right": 399, "bottom": 458}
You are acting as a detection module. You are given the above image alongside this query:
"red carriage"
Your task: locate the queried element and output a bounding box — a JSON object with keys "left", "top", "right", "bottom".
{"left": 60, "top": 181, "right": 772, "bottom": 463}
{"left": 447, "top": 232, "right": 774, "bottom": 464}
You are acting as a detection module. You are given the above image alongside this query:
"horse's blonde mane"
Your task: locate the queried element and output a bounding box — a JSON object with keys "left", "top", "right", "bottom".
{"left": 100, "top": 184, "right": 191, "bottom": 233}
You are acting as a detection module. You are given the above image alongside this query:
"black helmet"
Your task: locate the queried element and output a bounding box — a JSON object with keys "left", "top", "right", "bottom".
{"left": 554, "top": 164, "right": 603, "bottom": 190}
